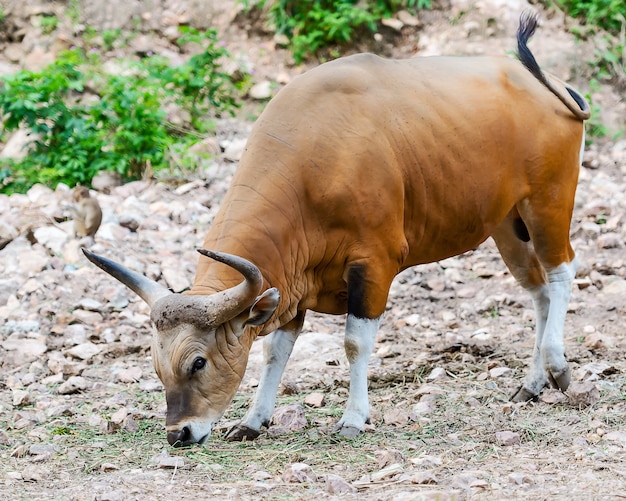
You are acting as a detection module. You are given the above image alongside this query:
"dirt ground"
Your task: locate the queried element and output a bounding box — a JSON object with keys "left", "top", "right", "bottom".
{"left": 1, "top": 1, "right": 626, "bottom": 500}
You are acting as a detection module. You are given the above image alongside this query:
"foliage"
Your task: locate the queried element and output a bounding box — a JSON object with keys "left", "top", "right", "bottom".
{"left": 0, "top": 29, "right": 241, "bottom": 194}
{"left": 555, "top": 0, "right": 625, "bottom": 88}
{"left": 584, "top": 78, "right": 622, "bottom": 140}
{"left": 146, "top": 27, "right": 239, "bottom": 131}
{"left": 555, "top": 0, "right": 624, "bottom": 34}
{"left": 247, "top": 0, "right": 432, "bottom": 63}
{"left": 38, "top": 15, "right": 59, "bottom": 34}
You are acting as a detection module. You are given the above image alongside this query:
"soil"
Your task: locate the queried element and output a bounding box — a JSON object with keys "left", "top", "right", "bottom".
{"left": 1, "top": 1, "right": 626, "bottom": 500}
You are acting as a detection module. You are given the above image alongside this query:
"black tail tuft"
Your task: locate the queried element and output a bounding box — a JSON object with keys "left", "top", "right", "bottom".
{"left": 517, "top": 11, "right": 544, "bottom": 84}
{"left": 515, "top": 10, "right": 590, "bottom": 120}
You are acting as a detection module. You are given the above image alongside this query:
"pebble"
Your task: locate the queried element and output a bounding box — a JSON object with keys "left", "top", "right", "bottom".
{"left": 495, "top": 431, "right": 520, "bottom": 446}
{"left": 57, "top": 376, "right": 88, "bottom": 394}
{"left": 67, "top": 342, "right": 102, "bottom": 361}
{"left": 282, "top": 463, "right": 317, "bottom": 483}
{"left": 567, "top": 382, "right": 600, "bottom": 408}
{"left": 325, "top": 473, "right": 357, "bottom": 494}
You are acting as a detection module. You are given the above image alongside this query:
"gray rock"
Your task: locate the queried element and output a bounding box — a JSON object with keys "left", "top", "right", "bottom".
{"left": 67, "top": 342, "right": 102, "bottom": 361}
{"left": 248, "top": 80, "right": 273, "bottom": 100}
{"left": 57, "top": 376, "right": 88, "bottom": 394}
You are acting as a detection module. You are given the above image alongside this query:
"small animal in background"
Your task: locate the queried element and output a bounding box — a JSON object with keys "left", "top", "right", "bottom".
{"left": 72, "top": 186, "right": 102, "bottom": 238}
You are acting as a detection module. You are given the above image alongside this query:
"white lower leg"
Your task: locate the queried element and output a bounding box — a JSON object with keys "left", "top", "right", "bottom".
{"left": 541, "top": 260, "right": 577, "bottom": 389}
{"left": 240, "top": 328, "right": 299, "bottom": 430}
{"left": 336, "top": 315, "right": 380, "bottom": 435}
{"left": 518, "top": 284, "right": 550, "bottom": 397}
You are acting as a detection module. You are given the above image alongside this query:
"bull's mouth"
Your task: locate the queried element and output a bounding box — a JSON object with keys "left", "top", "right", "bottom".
{"left": 167, "top": 424, "right": 212, "bottom": 447}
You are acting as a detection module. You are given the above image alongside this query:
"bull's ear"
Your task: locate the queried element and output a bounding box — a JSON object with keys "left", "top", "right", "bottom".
{"left": 243, "top": 288, "right": 280, "bottom": 327}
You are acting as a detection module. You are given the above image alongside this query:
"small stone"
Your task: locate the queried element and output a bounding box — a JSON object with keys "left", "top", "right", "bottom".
{"left": 371, "top": 463, "right": 403, "bottom": 481}
{"left": 110, "top": 408, "right": 128, "bottom": 425}
{"left": 270, "top": 404, "right": 307, "bottom": 433}
{"left": 222, "top": 138, "right": 248, "bottom": 162}
{"left": 411, "top": 400, "right": 434, "bottom": 416}
{"left": 249, "top": 80, "right": 273, "bottom": 100}
{"left": 567, "top": 381, "right": 600, "bottom": 408}
{"left": 29, "top": 444, "right": 58, "bottom": 456}
{"left": 158, "top": 456, "right": 185, "bottom": 469}
{"left": 604, "top": 431, "right": 626, "bottom": 444}
{"left": 114, "top": 366, "right": 143, "bottom": 383}
{"left": 21, "top": 465, "right": 49, "bottom": 482}
{"left": 381, "top": 17, "right": 404, "bottom": 31}
{"left": 12, "top": 389, "right": 30, "bottom": 407}
{"left": 410, "top": 471, "right": 438, "bottom": 484}
{"left": 304, "top": 392, "right": 325, "bottom": 408}
{"left": 539, "top": 389, "right": 568, "bottom": 404}
{"left": 495, "top": 431, "right": 520, "bottom": 446}
{"left": 584, "top": 332, "right": 612, "bottom": 350}
{"left": 326, "top": 473, "right": 357, "bottom": 494}
{"left": 426, "top": 367, "right": 447, "bottom": 382}
{"left": 282, "top": 463, "right": 316, "bottom": 483}
{"left": 151, "top": 450, "right": 184, "bottom": 469}
{"left": 0, "top": 429, "right": 11, "bottom": 447}
{"left": 383, "top": 408, "right": 410, "bottom": 426}
{"left": 404, "top": 313, "right": 421, "bottom": 326}
{"left": 603, "top": 278, "right": 626, "bottom": 294}
{"left": 252, "top": 470, "right": 273, "bottom": 481}
{"left": 489, "top": 366, "right": 512, "bottom": 378}
{"left": 67, "top": 342, "right": 102, "bottom": 360}
{"left": 397, "top": 10, "right": 420, "bottom": 26}
{"left": 123, "top": 417, "right": 139, "bottom": 433}
{"left": 57, "top": 376, "right": 88, "bottom": 395}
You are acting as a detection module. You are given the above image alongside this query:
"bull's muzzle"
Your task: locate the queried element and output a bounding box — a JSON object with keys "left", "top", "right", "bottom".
{"left": 167, "top": 426, "right": 192, "bottom": 447}
{"left": 166, "top": 422, "right": 212, "bottom": 447}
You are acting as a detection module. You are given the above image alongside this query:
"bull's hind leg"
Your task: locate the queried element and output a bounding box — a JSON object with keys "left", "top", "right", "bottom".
{"left": 225, "top": 312, "right": 305, "bottom": 441}
{"left": 492, "top": 205, "right": 577, "bottom": 401}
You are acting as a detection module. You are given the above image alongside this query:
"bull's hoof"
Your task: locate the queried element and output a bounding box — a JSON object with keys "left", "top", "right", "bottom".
{"left": 547, "top": 366, "right": 571, "bottom": 392}
{"left": 224, "top": 424, "right": 261, "bottom": 442}
{"left": 335, "top": 425, "right": 362, "bottom": 439}
{"left": 511, "top": 386, "right": 538, "bottom": 403}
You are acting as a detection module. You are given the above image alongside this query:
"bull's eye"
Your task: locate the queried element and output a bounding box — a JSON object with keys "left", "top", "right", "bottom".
{"left": 191, "top": 357, "right": 207, "bottom": 374}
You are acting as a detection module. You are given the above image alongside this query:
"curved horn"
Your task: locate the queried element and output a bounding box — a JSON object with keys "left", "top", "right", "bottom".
{"left": 194, "top": 249, "right": 264, "bottom": 325}
{"left": 82, "top": 248, "right": 172, "bottom": 307}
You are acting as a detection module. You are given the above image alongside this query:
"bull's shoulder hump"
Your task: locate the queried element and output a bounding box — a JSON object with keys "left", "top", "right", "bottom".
{"left": 287, "top": 53, "right": 389, "bottom": 94}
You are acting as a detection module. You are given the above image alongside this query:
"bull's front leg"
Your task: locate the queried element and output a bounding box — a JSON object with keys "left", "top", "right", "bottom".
{"left": 335, "top": 314, "right": 380, "bottom": 438}
{"left": 225, "top": 313, "right": 304, "bottom": 441}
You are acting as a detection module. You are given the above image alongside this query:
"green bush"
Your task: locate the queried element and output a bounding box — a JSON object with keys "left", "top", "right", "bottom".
{"left": 556, "top": 0, "right": 624, "bottom": 34}
{"left": 250, "top": 0, "right": 431, "bottom": 63}
{"left": 555, "top": 0, "right": 625, "bottom": 88}
{"left": 0, "top": 28, "right": 240, "bottom": 194}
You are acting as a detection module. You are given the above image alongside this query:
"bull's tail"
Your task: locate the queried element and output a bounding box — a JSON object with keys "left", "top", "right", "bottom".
{"left": 517, "top": 11, "right": 590, "bottom": 121}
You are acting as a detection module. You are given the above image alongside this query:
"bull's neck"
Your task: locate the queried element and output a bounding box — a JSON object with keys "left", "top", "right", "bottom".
{"left": 187, "top": 203, "right": 302, "bottom": 335}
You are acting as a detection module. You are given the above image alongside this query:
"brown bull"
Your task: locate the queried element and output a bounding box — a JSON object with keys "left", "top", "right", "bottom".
{"left": 83, "top": 12, "right": 589, "bottom": 446}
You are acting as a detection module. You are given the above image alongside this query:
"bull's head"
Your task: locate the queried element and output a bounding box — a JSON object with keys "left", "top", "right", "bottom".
{"left": 82, "top": 248, "right": 280, "bottom": 446}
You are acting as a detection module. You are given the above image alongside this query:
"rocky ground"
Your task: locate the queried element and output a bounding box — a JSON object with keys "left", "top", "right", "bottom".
{"left": 1, "top": 0, "right": 626, "bottom": 500}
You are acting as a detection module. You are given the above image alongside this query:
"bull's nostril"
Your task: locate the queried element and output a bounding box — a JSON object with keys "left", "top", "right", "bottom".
{"left": 167, "top": 426, "right": 191, "bottom": 447}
